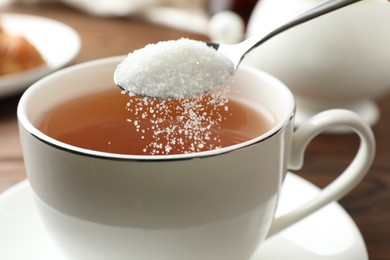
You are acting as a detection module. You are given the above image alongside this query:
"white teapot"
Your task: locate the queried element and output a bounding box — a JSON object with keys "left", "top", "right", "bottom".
{"left": 244, "top": 0, "right": 390, "bottom": 126}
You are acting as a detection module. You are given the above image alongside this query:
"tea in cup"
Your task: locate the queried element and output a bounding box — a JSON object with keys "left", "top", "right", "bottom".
{"left": 17, "top": 57, "right": 375, "bottom": 260}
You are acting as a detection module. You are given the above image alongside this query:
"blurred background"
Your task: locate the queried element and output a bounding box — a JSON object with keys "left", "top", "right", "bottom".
{"left": 1, "top": 0, "right": 390, "bottom": 259}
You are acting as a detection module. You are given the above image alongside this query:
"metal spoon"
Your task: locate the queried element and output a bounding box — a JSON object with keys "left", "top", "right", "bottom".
{"left": 207, "top": 0, "right": 361, "bottom": 70}
{"left": 115, "top": 0, "right": 361, "bottom": 98}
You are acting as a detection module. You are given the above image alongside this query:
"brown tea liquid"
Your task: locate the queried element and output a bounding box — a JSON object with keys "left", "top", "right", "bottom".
{"left": 37, "top": 88, "right": 275, "bottom": 155}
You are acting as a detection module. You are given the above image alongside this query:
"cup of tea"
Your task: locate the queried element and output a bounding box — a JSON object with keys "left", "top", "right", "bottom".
{"left": 17, "top": 56, "right": 375, "bottom": 260}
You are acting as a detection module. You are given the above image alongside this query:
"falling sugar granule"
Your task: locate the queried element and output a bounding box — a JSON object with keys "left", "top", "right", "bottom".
{"left": 124, "top": 86, "right": 230, "bottom": 155}
{"left": 114, "top": 38, "right": 234, "bottom": 99}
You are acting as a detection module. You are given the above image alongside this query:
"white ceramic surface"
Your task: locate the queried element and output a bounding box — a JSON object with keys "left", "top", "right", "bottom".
{"left": 0, "top": 13, "right": 80, "bottom": 97}
{"left": 245, "top": 0, "right": 390, "bottom": 126}
{"left": 0, "top": 174, "right": 368, "bottom": 260}
{"left": 17, "top": 57, "right": 374, "bottom": 260}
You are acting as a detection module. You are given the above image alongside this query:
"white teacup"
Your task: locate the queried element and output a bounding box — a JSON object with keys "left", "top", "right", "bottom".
{"left": 17, "top": 57, "right": 375, "bottom": 260}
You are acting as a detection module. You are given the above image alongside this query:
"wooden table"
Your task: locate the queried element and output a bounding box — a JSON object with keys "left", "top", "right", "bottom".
{"left": 1, "top": 3, "right": 389, "bottom": 260}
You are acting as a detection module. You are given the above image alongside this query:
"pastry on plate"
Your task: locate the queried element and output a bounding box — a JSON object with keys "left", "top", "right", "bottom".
{"left": 0, "top": 24, "right": 46, "bottom": 76}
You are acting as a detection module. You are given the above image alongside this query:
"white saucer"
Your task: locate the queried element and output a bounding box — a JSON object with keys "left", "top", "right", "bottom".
{"left": 0, "top": 173, "right": 368, "bottom": 260}
{"left": 0, "top": 13, "right": 81, "bottom": 97}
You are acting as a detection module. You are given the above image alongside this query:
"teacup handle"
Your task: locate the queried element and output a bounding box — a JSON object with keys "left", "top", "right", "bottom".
{"left": 268, "top": 109, "right": 375, "bottom": 237}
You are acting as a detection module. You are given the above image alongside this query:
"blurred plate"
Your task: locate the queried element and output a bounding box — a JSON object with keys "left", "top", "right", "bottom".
{"left": 0, "top": 13, "right": 81, "bottom": 97}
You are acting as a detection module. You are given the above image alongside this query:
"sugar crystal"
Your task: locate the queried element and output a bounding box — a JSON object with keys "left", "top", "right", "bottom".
{"left": 124, "top": 85, "right": 230, "bottom": 155}
{"left": 114, "top": 38, "right": 234, "bottom": 99}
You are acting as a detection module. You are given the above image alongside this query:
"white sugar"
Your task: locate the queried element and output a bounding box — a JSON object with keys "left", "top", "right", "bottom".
{"left": 125, "top": 86, "right": 230, "bottom": 155}
{"left": 114, "top": 38, "right": 234, "bottom": 99}
{"left": 116, "top": 38, "right": 234, "bottom": 154}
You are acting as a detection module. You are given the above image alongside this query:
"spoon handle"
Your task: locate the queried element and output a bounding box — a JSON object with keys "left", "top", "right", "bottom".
{"left": 231, "top": 0, "right": 362, "bottom": 67}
